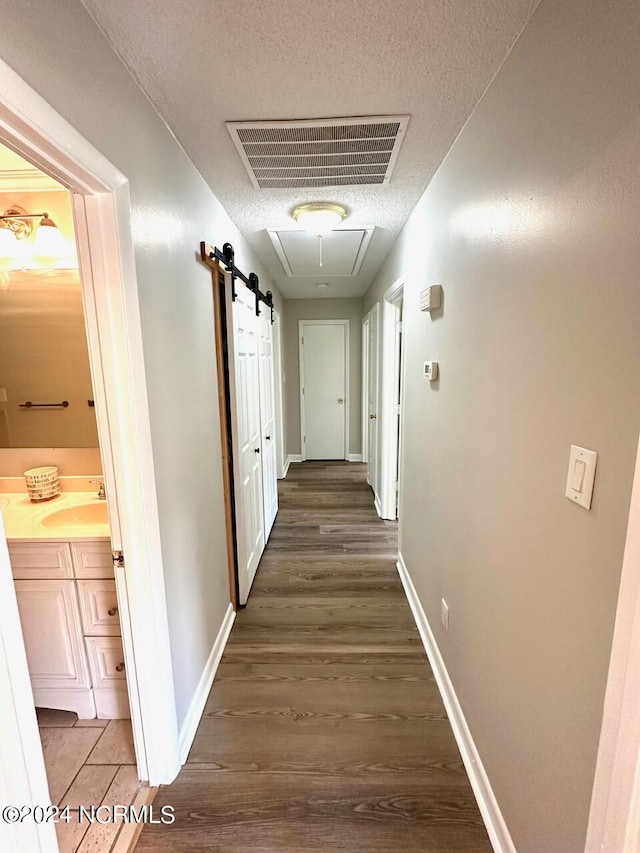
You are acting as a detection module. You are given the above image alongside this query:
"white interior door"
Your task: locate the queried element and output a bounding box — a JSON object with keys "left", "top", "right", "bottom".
{"left": 229, "top": 281, "right": 265, "bottom": 604}
{"left": 258, "top": 309, "right": 278, "bottom": 537}
{"left": 368, "top": 304, "right": 380, "bottom": 499}
{"left": 300, "top": 321, "right": 348, "bottom": 460}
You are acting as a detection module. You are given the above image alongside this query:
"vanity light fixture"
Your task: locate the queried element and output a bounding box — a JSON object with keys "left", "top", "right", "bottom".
{"left": 0, "top": 206, "right": 68, "bottom": 265}
{"left": 291, "top": 202, "right": 349, "bottom": 268}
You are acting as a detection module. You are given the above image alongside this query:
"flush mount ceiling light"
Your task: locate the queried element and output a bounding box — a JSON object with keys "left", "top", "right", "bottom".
{"left": 291, "top": 202, "right": 348, "bottom": 237}
{"left": 291, "top": 202, "right": 349, "bottom": 268}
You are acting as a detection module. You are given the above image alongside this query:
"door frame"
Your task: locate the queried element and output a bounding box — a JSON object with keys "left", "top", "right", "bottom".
{"left": 379, "top": 278, "right": 404, "bottom": 520}
{"left": 586, "top": 432, "right": 640, "bottom": 852}
{"left": 361, "top": 313, "right": 370, "bottom": 466}
{"left": 0, "top": 57, "right": 180, "bottom": 801}
{"left": 299, "top": 319, "right": 349, "bottom": 462}
{"left": 272, "top": 310, "right": 286, "bottom": 479}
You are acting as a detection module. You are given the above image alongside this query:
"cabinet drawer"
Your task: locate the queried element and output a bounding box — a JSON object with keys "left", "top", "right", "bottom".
{"left": 71, "top": 541, "right": 114, "bottom": 579}
{"left": 77, "top": 580, "right": 121, "bottom": 636}
{"left": 9, "top": 542, "right": 73, "bottom": 580}
{"left": 85, "top": 636, "right": 127, "bottom": 688}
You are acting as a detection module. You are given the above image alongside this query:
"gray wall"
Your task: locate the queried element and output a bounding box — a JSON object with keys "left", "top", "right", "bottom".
{"left": 364, "top": 0, "right": 640, "bottom": 850}
{"left": 0, "top": 0, "right": 281, "bottom": 731}
{"left": 283, "top": 298, "right": 363, "bottom": 458}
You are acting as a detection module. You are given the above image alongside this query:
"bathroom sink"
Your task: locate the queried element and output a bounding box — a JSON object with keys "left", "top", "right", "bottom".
{"left": 41, "top": 502, "right": 109, "bottom": 529}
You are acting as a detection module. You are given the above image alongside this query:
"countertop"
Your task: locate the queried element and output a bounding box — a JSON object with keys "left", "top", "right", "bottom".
{"left": 0, "top": 492, "right": 111, "bottom": 541}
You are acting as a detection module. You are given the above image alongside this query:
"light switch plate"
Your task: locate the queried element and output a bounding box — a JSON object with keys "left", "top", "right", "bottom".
{"left": 565, "top": 445, "right": 597, "bottom": 510}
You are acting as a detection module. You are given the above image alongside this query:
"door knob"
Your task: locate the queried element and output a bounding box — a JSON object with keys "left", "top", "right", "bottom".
{"left": 115, "top": 662, "right": 125, "bottom": 672}
{"left": 338, "top": 398, "right": 344, "bottom": 404}
{"left": 108, "top": 606, "right": 118, "bottom": 617}
{"left": 254, "top": 447, "right": 261, "bottom": 453}
{"left": 369, "top": 414, "right": 377, "bottom": 420}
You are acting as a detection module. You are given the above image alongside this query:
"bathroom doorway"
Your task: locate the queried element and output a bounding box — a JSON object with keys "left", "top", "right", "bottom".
{"left": 0, "top": 61, "right": 181, "bottom": 853}
{"left": 0, "top": 142, "right": 146, "bottom": 848}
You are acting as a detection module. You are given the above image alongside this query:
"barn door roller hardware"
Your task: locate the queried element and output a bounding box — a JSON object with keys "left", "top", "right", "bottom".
{"left": 202, "top": 241, "right": 274, "bottom": 323}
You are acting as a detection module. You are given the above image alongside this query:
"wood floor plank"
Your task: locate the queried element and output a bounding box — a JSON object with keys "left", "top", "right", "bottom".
{"left": 137, "top": 461, "right": 490, "bottom": 851}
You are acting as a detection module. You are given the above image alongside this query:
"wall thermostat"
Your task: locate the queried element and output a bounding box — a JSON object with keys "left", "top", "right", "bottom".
{"left": 420, "top": 284, "right": 442, "bottom": 312}
{"left": 423, "top": 361, "right": 439, "bottom": 381}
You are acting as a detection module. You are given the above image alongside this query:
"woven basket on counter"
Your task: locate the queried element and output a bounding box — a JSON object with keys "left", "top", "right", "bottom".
{"left": 24, "top": 466, "right": 60, "bottom": 502}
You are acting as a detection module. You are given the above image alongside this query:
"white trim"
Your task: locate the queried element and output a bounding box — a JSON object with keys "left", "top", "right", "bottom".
{"left": 282, "top": 456, "right": 291, "bottom": 478}
{"left": 272, "top": 310, "right": 287, "bottom": 480}
{"left": 396, "top": 552, "right": 516, "bottom": 853}
{"left": 380, "top": 279, "right": 404, "bottom": 521}
{"left": 178, "top": 604, "right": 235, "bottom": 765}
{"left": 0, "top": 58, "right": 180, "bottom": 786}
{"left": 267, "top": 227, "right": 375, "bottom": 278}
{"left": 288, "top": 454, "right": 303, "bottom": 464}
{"left": 361, "top": 313, "right": 370, "bottom": 465}
{"left": 586, "top": 433, "right": 640, "bottom": 853}
{"left": 0, "top": 514, "right": 57, "bottom": 853}
{"left": 374, "top": 494, "right": 382, "bottom": 518}
{"left": 348, "top": 454, "right": 363, "bottom": 462}
{"left": 298, "top": 320, "right": 350, "bottom": 461}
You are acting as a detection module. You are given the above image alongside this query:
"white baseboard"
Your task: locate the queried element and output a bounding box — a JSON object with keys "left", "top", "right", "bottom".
{"left": 288, "top": 454, "right": 302, "bottom": 464}
{"left": 374, "top": 494, "right": 382, "bottom": 518}
{"left": 178, "top": 603, "right": 235, "bottom": 764}
{"left": 396, "top": 553, "right": 516, "bottom": 853}
{"left": 347, "top": 454, "right": 363, "bottom": 462}
{"left": 281, "top": 456, "right": 291, "bottom": 478}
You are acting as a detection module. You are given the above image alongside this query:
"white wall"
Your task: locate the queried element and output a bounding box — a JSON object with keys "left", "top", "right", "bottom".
{"left": 363, "top": 0, "right": 640, "bottom": 850}
{"left": 0, "top": 0, "right": 281, "bottom": 731}
{"left": 283, "top": 298, "right": 362, "bottom": 458}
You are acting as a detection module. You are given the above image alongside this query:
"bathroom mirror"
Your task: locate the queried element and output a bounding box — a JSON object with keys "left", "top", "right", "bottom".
{"left": 0, "top": 179, "right": 98, "bottom": 449}
{"left": 0, "top": 267, "right": 98, "bottom": 448}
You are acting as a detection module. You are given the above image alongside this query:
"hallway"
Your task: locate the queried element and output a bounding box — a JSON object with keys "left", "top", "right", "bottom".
{"left": 138, "top": 462, "right": 490, "bottom": 851}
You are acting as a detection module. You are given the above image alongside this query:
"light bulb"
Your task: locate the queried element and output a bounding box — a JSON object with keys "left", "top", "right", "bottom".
{"left": 0, "top": 227, "right": 19, "bottom": 260}
{"left": 32, "top": 216, "right": 66, "bottom": 260}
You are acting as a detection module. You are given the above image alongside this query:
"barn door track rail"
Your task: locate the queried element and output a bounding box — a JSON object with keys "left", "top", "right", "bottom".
{"left": 200, "top": 241, "right": 274, "bottom": 322}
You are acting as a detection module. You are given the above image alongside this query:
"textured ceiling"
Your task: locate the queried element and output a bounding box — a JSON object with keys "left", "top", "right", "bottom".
{"left": 81, "top": 0, "right": 538, "bottom": 298}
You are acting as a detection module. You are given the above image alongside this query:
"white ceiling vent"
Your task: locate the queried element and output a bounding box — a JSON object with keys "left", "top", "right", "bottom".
{"left": 226, "top": 116, "right": 410, "bottom": 189}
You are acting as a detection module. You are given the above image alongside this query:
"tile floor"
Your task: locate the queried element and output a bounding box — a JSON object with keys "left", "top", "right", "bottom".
{"left": 36, "top": 709, "right": 140, "bottom": 852}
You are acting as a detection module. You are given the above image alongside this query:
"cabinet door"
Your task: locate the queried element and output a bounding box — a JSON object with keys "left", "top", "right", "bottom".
{"left": 14, "top": 580, "right": 91, "bottom": 690}
{"left": 8, "top": 542, "right": 73, "bottom": 580}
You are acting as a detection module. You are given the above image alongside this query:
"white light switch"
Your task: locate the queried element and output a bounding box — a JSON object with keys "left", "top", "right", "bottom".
{"left": 565, "top": 445, "right": 597, "bottom": 510}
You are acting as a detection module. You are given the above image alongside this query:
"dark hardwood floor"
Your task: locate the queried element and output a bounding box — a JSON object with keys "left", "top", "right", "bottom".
{"left": 137, "top": 462, "right": 491, "bottom": 852}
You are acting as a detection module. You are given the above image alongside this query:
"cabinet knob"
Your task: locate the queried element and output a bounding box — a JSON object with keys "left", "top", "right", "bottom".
{"left": 266, "top": 435, "right": 271, "bottom": 440}
{"left": 108, "top": 606, "right": 118, "bottom": 617}
{"left": 115, "top": 662, "right": 125, "bottom": 672}
{"left": 254, "top": 447, "right": 260, "bottom": 453}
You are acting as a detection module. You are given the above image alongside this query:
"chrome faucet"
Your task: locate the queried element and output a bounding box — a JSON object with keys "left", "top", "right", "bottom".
{"left": 89, "top": 480, "right": 106, "bottom": 500}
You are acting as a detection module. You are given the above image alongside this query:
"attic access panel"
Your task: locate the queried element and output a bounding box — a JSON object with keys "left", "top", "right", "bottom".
{"left": 227, "top": 116, "right": 410, "bottom": 189}
{"left": 268, "top": 229, "right": 374, "bottom": 278}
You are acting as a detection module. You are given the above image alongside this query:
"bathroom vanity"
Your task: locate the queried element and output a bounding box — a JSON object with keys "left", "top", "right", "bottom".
{"left": 1, "top": 492, "right": 129, "bottom": 719}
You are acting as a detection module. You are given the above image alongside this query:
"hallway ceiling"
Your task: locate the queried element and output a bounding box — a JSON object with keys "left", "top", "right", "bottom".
{"left": 81, "top": 0, "right": 538, "bottom": 299}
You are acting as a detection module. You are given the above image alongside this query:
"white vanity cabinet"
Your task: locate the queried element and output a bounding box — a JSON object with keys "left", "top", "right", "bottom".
{"left": 9, "top": 539, "right": 129, "bottom": 719}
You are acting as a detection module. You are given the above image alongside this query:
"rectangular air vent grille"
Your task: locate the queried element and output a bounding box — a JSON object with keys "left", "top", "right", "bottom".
{"left": 227, "top": 116, "right": 409, "bottom": 189}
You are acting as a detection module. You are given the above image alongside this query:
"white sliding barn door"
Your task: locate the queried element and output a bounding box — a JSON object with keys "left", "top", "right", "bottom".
{"left": 228, "top": 281, "right": 264, "bottom": 604}
{"left": 367, "top": 304, "right": 380, "bottom": 502}
{"left": 258, "top": 309, "right": 278, "bottom": 537}
{"left": 300, "top": 321, "right": 348, "bottom": 460}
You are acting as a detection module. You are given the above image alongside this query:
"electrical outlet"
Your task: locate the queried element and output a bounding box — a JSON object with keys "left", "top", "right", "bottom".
{"left": 441, "top": 599, "right": 449, "bottom": 632}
